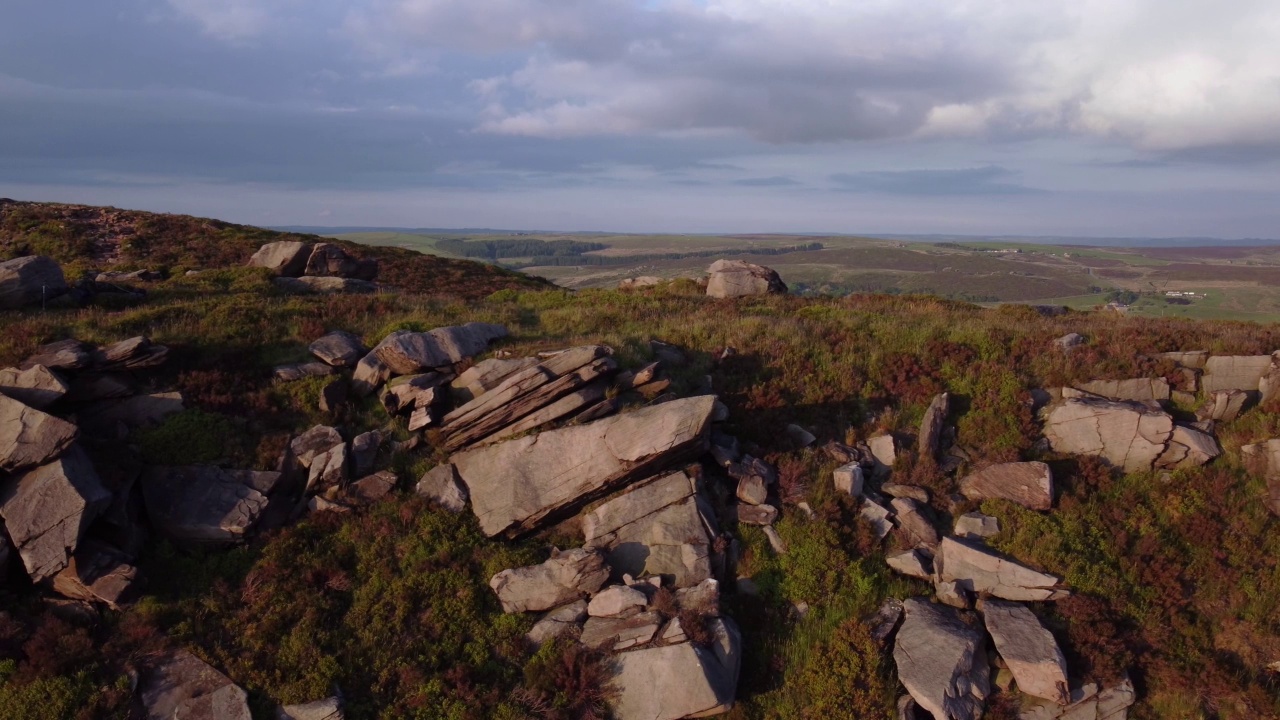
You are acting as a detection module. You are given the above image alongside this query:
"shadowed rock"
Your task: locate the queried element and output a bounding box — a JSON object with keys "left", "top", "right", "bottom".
{"left": 608, "top": 616, "right": 742, "bottom": 720}
{"left": 705, "top": 260, "right": 787, "bottom": 299}
{"left": 1155, "top": 424, "right": 1220, "bottom": 469}
{"left": 310, "top": 330, "right": 367, "bottom": 367}
{"left": 277, "top": 697, "right": 344, "bottom": 720}
{"left": 249, "top": 240, "right": 312, "bottom": 276}
{"left": 51, "top": 539, "right": 140, "bottom": 609}
{"left": 893, "top": 598, "right": 990, "bottom": 720}
{"left": 20, "top": 339, "right": 94, "bottom": 371}
{"left": 372, "top": 323, "right": 508, "bottom": 375}
{"left": 526, "top": 600, "right": 588, "bottom": 647}
{"left": 415, "top": 464, "right": 469, "bottom": 512}
{"left": 919, "top": 392, "right": 950, "bottom": 460}
{"left": 140, "top": 466, "right": 268, "bottom": 544}
{"left": 959, "top": 462, "right": 1053, "bottom": 511}
{"left": 981, "top": 599, "right": 1069, "bottom": 705}
{"left": 1, "top": 394, "right": 78, "bottom": 472}
{"left": 0, "top": 365, "right": 68, "bottom": 409}
{"left": 0, "top": 255, "right": 67, "bottom": 309}
{"left": 1019, "top": 678, "right": 1135, "bottom": 720}
{"left": 140, "top": 650, "right": 252, "bottom": 720}
{"left": 0, "top": 445, "right": 110, "bottom": 582}
{"left": 452, "top": 395, "right": 717, "bottom": 537}
{"left": 489, "top": 547, "right": 609, "bottom": 613}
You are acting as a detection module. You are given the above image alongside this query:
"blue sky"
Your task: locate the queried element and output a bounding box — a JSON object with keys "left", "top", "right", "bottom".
{"left": 2, "top": 0, "right": 1279, "bottom": 236}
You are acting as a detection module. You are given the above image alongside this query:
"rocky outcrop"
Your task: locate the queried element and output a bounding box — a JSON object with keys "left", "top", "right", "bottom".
{"left": 581, "top": 470, "right": 714, "bottom": 588}
{"left": 892, "top": 497, "right": 940, "bottom": 549}
{"left": 140, "top": 650, "right": 252, "bottom": 720}
{"left": 249, "top": 241, "right": 313, "bottom": 276}
{"left": 1019, "top": 678, "right": 1135, "bottom": 720}
{"left": 373, "top": 323, "right": 508, "bottom": 375}
{"left": 140, "top": 466, "right": 268, "bottom": 544}
{"left": 0, "top": 364, "right": 68, "bottom": 409}
{"left": 1042, "top": 398, "right": 1174, "bottom": 473}
{"left": 309, "top": 331, "right": 367, "bottom": 368}
{"left": 451, "top": 357, "right": 541, "bottom": 402}
{"left": 0, "top": 255, "right": 68, "bottom": 309}
{"left": 936, "top": 537, "right": 1065, "bottom": 602}
{"left": 451, "top": 395, "right": 717, "bottom": 537}
{"left": 608, "top": 616, "right": 741, "bottom": 720}
{"left": 705, "top": 260, "right": 787, "bottom": 299}
{"left": 20, "top": 338, "right": 94, "bottom": 371}
{"left": 1070, "top": 378, "right": 1170, "bottom": 402}
{"left": 919, "top": 392, "right": 950, "bottom": 460}
{"left": 1, "top": 394, "right": 78, "bottom": 472}
{"left": 489, "top": 548, "right": 610, "bottom": 613}
{"left": 0, "top": 445, "right": 110, "bottom": 582}
{"left": 1202, "top": 355, "right": 1272, "bottom": 394}
{"left": 893, "top": 598, "right": 990, "bottom": 720}
{"left": 981, "top": 600, "right": 1069, "bottom": 704}
{"left": 959, "top": 462, "right": 1053, "bottom": 511}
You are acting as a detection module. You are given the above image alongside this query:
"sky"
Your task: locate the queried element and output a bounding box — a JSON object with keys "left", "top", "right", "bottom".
{"left": 2, "top": 0, "right": 1279, "bottom": 237}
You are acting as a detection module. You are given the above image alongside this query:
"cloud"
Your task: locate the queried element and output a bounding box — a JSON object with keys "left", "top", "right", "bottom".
{"left": 830, "top": 166, "right": 1043, "bottom": 195}
{"left": 733, "top": 176, "right": 800, "bottom": 187}
{"left": 165, "top": 0, "right": 274, "bottom": 40}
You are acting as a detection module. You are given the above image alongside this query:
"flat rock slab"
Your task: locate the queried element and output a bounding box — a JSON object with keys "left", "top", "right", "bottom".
{"left": 1043, "top": 398, "right": 1172, "bottom": 473}
{"left": 0, "top": 445, "right": 111, "bottom": 582}
{"left": 490, "top": 547, "right": 609, "bottom": 613}
{"left": 582, "top": 470, "right": 713, "bottom": 588}
{"left": 959, "top": 462, "right": 1053, "bottom": 511}
{"left": 581, "top": 610, "right": 661, "bottom": 650}
{"left": 453, "top": 395, "right": 717, "bottom": 537}
{"left": 140, "top": 466, "right": 268, "bottom": 544}
{"left": 608, "top": 616, "right": 741, "bottom": 720}
{"left": 451, "top": 357, "right": 540, "bottom": 402}
{"left": 309, "top": 330, "right": 367, "bottom": 367}
{"left": 1202, "top": 355, "right": 1272, "bottom": 393}
{"left": 415, "top": 464, "right": 469, "bottom": 512}
{"left": 893, "top": 598, "right": 989, "bottom": 720}
{"left": 1071, "top": 378, "right": 1170, "bottom": 402}
{"left": 0, "top": 394, "right": 78, "bottom": 472}
{"left": 0, "top": 365, "right": 68, "bottom": 409}
{"left": 982, "top": 599, "right": 1069, "bottom": 704}
{"left": 372, "top": 323, "right": 508, "bottom": 375}
{"left": 937, "top": 537, "right": 1065, "bottom": 602}
{"left": 140, "top": 650, "right": 252, "bottom": 720}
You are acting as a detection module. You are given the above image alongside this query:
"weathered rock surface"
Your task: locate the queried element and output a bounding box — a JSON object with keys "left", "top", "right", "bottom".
{"left": 588, "top": 585, "right": 648, "bottom": 617}
{"left": 1019, "top": 678, "right": 1136, "bottom": 720}
{"left": 1155, "top": 424, "right": 1221, "bottom": 469}
{"left": 919, "top": 392, "right": 950, "bottom": 460}
{"left": 1202, "top": 355, "right": 1272, "bottom": 393}
{"left": 0, "top": 255, "right": 67, "bottom": 309}
{"left": 982, "top": 600, "right": 1069, "bottom": 704}
{"left": 892, "top": 497, "right": 940, "bottom": 549}
{"left": 351, "top": 353, "right": 391, "bottom": 397}
{"left": 862, "top": 497, "right": 894, "bottom": 539}
{"left": 0, "top": 446, "right": 110, "bottom": 582}
{"left": 868, "top": 597, "right": 905, "bottom": 646}
{"left": 936, "top": 537, "right": 1065, "bottom": 602}
{"left": 705, "top": 260, "right": 787, "bottom": 299}
{"left": 1042, "top": 398, "right": 1173, "bottom": 473}
{"left": 304, "top": 242, "right": 372, "bottom": 279}
{"left": 140, "top": 466, "right": 268, "bottom": 544}
{"left": 309, "top": 330, "right": 367, "bottom": 367}
{"left": 1055, "top": 333, "right": 1085, "bottom": 351}
{"left": 887, "top": 549, "right": 934, "bottom": 579}
{"left": 608, "top": 616, "right": 741, "bottom": 720}
{"left": 51, "top": 540, "right": 140, "bottom": 609}
{"left": 1198, "top": 389, "right": 1249, "bottom": 422}
{"left": 415, "top": 464, "right": 469, "bottom": 512}
{"left": 249, "top": 240, "right": 313, "bottom": 276}
{"left": 99, "top": 336, "right": 169, "bottom": 370}
{"left": 274, "top": 361, "right": 336, "bottom": 383}
{"left": 307, "top": 443, "right": 350, "bottom": 494}
{"left": 893, "top": 598, "right": 990, "bottom": 720}
{"left": 373, "top": 323, "right": 508, "bottom": 375}
{"left": 868, "top": 433, "right": 897, "bottom": 478}
{"left": 489, "top": 548, "right": 610, "bottom": 613}
{"left": 526, "top": 600, "right": 588, "bottom": 647}
{"left": 274, "top": 276, "right": 377, "bottom": 294}
{"left": 453, "top": 395, "right": 717, "bottom": 537}
{"left": 834, "top": 461, "right": 864, "bottom": 497}
{"left": 0, "top": 365, "right": 68, "bottom": 409}
{"left": 954, "top": 512, "right": 1000, "bottom": 539}
{"left": 21, "top": 339, "right": 94, "bottom": 371}
{"left": 140, "top": 650, "right": 252, "bottom": 720}
{"left": 345, "top": 471, "right": 396, "bottom": 505}
{"left": 1156, "top": 350, "right": 1208, "bottom": 369}
{"left": 1071, "top": 378, "right": 1170, "bottom": 402}
{"left": 350, "top": 431, "right": 381, "bottom": 476}
{"left": 290, "top": 425, "right": 344, "bottom": 468}
{"left": 451, "top": 357, "right": 541, "bottom": 402}
{"left": 884, "top": 483, "right": 930, "bottom": 503}
{"left": 581, "top": 611, "right": 661, "bottom": 650}
{"left": 0, "top": 394, "right": 78, "bottom": 472}
{"left": 959, "top": 462, "right": 1053, "bottom": 511}
{"left": 277, "top": 697, "right": 344, "bottom": 720}
{"left": 731, "top": 503, "right": 778, "bottom": 526}
{"left": 581, "top": 470, "right": 713, "bottom": 588}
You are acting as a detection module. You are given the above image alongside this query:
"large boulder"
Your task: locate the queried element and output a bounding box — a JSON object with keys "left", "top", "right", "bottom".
{"left": 303, "top": 243, "right": 373, "bottom": 279}
{"left": 489, "top": 547, "right": 609, "bottom": 613}
{"left": 705, "top": 260, "right": 787, "bottom": 299}
{"left": 1042, "top": 397, "right": 1173, "bottom": 473}
{"left": 1202, "top": 355, "right": 1272, "bottom": 394}
{"left": 0, "top": 394, "right": 78, "bottom": 472}
{"left": 893, "top": 598, "right": 990, "bottom": 720}
{"left": 581, "top": 470, "right": 714, "bottom": 588}
{"left": 452, "top": 395, "right": 718, "bottom": 537}
{"left": 248, "top": 241, "right": 313, "bottom": 277}
{"left": 608, "top": 616, "right": 742, "bottom": 720}
{"left": 936, "top": 537, "right": 1065, "bottom": 602}
{"left": 959, "top": 462, "right": 1053, "bottom": 511}
{"left": 0, "top": 255, "right": 67, "bottom": 309}
{"left": 309, "top": 331, "right": 367, "bottom": 368}
{"left": 372, "top": 323, "right": 508, "bottom": 375}
{"left": 0, "top": 445, "right": 111, "bottom": 582}
{"left": 0, "top": 364, "right": 68, "bottom": 409}
{"left": 981, "top": 600, "right": 1069, "bottom": 705}
{"left": 140, "top": 466, "right": 268, "bottom": 544}
{"left": 140, "top": 650, "right": 252, "bottom": 720}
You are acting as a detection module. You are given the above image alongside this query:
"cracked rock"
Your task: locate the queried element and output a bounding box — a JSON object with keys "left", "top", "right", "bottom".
{"left": 894, "top": 597, "right": 990, "bottom": 720}
{"left": 981, "top": 599, "right": 1069, "bottom": 705}
{"left": 936, "top": 537, "right": 1066, "bottom": 602}
{"left": 489, "top": 547, "right": 610, "bottom": 614}
{"left": 1042, "top": 397, "right": 1173, "bottom": 473}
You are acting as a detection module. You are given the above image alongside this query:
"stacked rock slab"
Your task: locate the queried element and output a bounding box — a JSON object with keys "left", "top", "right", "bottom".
{"left": 1070, "top": 378, "right": 1170, "bottom": 402}
{"left": 893, "top": 598, "right": 990, "bottom": 720}
{"left": 581, "top": 470, "right": 715, "bottom": 588}
{"left": 451, "top": 395, "right": 718, "bottom": 537}
{"left": 704, "top": 260, "right": 787, "bottom": 299}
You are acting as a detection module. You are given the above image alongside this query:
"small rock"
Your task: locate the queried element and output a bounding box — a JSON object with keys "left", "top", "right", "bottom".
{"left": 886, "top": 549, "right": 934, "bottom": 580}
{"left": 0, "top": 365, "right": 68, "bottom": 409}
{"left": 140, "top": 650, "right": 251, "bottom": 720}
{"left": 868, "top": 597, "right": 905, "bottom": 647}
{"left": 954, "top": 512, "right": 1000, "bottom": 539}
{"left": 249, "top": 240, "right": 313, "bottom": 276}
{"left": 415, "top": 464, "right": 469, "bottom": 513}
{"left": 736, "top": 474, "right": 768, "bottom": 505}
{"left": 883, "top": 483, "right": 929, "bottom": 503}
{"left": 918, "top": 393, "right": 950, "bottom": 460}
{"left": 277, "top": 696, "right": 344, "bottom": 720}
{"left": 290, "top": 425, "right": 344, "bottom": 469}
{"left": 861, "top": 497, "right": 894, "bottom": 540}
{"left": 867, "top": 433, "right": 897, "bottom": 478}
{"left": 705, "top": 260, "right": 787, "bottom": 298}
{"left": 274, "top": 362, "right": 337, "bottom": 383}
{"left": 0, "top": 394, "right": 78, "bottom": 473}
{"left": 581, "top": 610, "right": 661, "bottom": 650}
{"left": 763, "top": 525, "right": 787, "bottom": 554}
{"left": 306, "top": 443, "right": 350, "bottom": 495}
{"left": 318, "top": 378, "right": 348, "bottom": 414}
{"left": 891, "top": 497, "right": 939, "bottom": 549}
{"left": 732, "top": 503, "right": 778, "bottom": 526}
{"left": 1055, "top": 333, "right": 1085, "bottom": 351}
{"left": 588, "top": 585, "right": 648, "bottom": 617}
{"left": 346, "top": 471, "right": 397, "bottom": 505}
{"left": 490, "top": 548, "right": 610, "bottom": 614}
{"left": 526, "top": 600, "right": 588, "bottom": 647}
{"left": 833, "top": 461, "right": 864, "bottom": 497}
{"left": 309, "top": 330, "right": 367, "bottom": 368}
{"left": 959, "top": 462, "right": 1053, "bottom": 511}
{"left": 350, "top": 430, "right": 381, "bottom": 476}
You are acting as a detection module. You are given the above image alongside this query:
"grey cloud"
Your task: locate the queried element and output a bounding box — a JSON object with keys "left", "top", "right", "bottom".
{"left": 733, "top": 176, "right": 800, "bottom": 187}
{"left": 829, "top": 166, "right": 1043, "bottom": 195}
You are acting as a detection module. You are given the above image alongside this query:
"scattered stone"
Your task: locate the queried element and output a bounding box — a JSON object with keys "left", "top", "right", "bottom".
{"left": 582, "top": 470, "right": 713, "bottom": 587}
{"left": 372, "top": 323, "right": 508, "bottom": 375}
{"left": 883, "top": 483, "right": 930, "bottom": 503}
{"left": 1054, "top": 333, "right": 1085, "bottom": 351}
{"left": 140, "top": 466, "right": 268, "bottom": 544}
{"left": 0, "top": 394, "right": 78, "bottom": 472}
{"left": 350, "top": 431, "right": 381, "bottom": 476}
{"left": 307, "top": 496, "right": 349, "bottom": 514}
{"left": 581, "top": 610, "right": 662, "bottom": 650}
{"left": 618, "top": 276, "right": 662, "bottom": 289}
{"left": 588, "top": 585, "right": 648, "bottom": 617}
{"left": 833, "top": 461, "right": 864, "bottom": 497}
{"left": 861, "top": 497, "right": 894, "bottom": 540}
{"left": 381, "top": 373, "right": 448, "bottom": 415}
{"left": 935, "top": 537, "right": 1065, "bottom": 602}
{"left": 0, "top": 365, "right": 68, "bottom": 408}
{"left": 981, "top": 599, "right": 1069, "bottom": 705}
{"left": 51, "top": 540, "right": 140, "bottom": 609}
{"left": 1197, "top": 389, "right": 1249, "bottom": 422}
{"left": 307, "top": 443, "right": 350, "bottom": 494}
{"left": 868, "top": 597, "right": 905, "bottom": 646}
{"left": 955, "top": 512, "right": 1000, "bottom": 539}
{"left": 607, "top": 617, "right": 741, "bottom": 720}
{"left": 351, "top": 353, "right": 391, "bottom": 397}
{"left": 787, "top": 423, "right": 816, "bottom": 447}
{"left": 731, "top": 503, "right": 778, "bottom": 526}
{"left": 1155, "top": 424, "right": 1221, "bottom": 469}
{"left": 277, "top": 696, "right": 344, "bottom": 720}
{"left": 763, "top": 525, "right": 787, "bottom": 554}
{"left": 98, "top": 336, "right": 169, "bottom": 370}
{"left": 891, "top": 497, "right": 939, "bottom": 549}
{"left": 452, "top": 395, "right": 717, "bottom": 537}
{"left": 887, "top": 549, "right": 934, "bottom": 579}
{"left": 346, "top": 471, "right": 397, "bottom": 505}
{"left": 735, "top": 474, "right": 768, "bottom": 505}
{"left": 705, "top": 259, "right": 787, "bottom": 298}
{"left": 451, "top": 357, "right": 540, "bottom": 402}
{"left": 1019, "top": 678, "right": 1136, "bottom": 720}
{"left": 868, "top": 433, "right": 897, "bottom": 478}
{"left": 935, "top": 579, "right": 972, "bottom": 609}
{"left": 289, "top": 425, "right": 344, "bottom": 469}
{"left": 0, "top": 446, "right": 110, "bottom": 582}
{"left": 489, "top": 547, "right": 610, "bottom": 613}
{"left": 415, "top": 464, "right": 469, "bottom": 513}
{"left": 526, "top": 600, "right": 588, "bottom": 647}
{"left": 1072, "top": 378, "right": 1170, "bottom": 402}
{"left": 1042, "top": 397, "right": 1173, "bottom": 473}
{"left": 309, "top": 330, "right": 367, "bottom": 368}
{"left": 893, "top": 598, "right": 990, "bottom": 720}
{"left": 274, "top": 276, "right": 377, "bottom": 294}
{"left": 660, "top": 617, "right": 688, "bottom": 644}
{"left": 959, "top": 462, "right": 1054, "bottom": 511}
{"left": 249, "top": 240, "right": 313, "bottom": 276}
{"left": 676, "top": 578, "right": 721, "bottom": 614}
{"left": 919, "top": 392, "right": 950, "bottom": 460}
{"left": 140, "top": 649, "right": 252, "bottom": 720}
